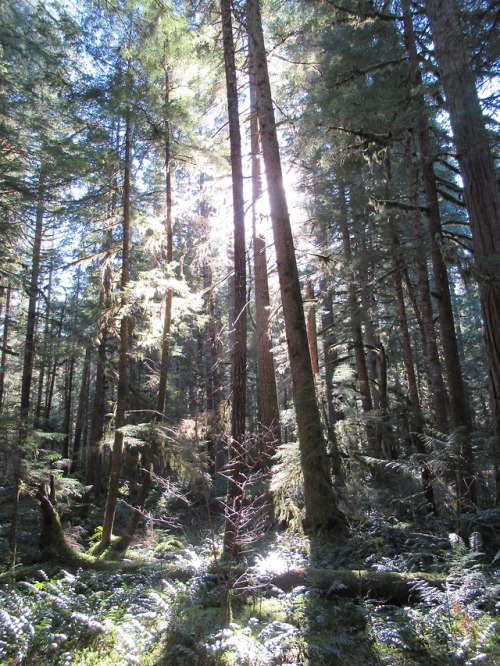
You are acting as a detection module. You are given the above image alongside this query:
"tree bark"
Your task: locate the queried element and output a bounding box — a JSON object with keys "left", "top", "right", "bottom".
{"left": 72, "top": 346, "right": 91, "bottom": 472}
{"left": 10, "top": 174, "right": 45, "bottom": 564}
{"left": 338, "top": 180, "right": 377, "bottom": 455}
{"left": 62, "top": 357, "right": 75, "bottom": 461}
{"left": 424, "top": 0, "right": 500, "bottom": 506}
{"left": 391, "top": 231, "right": 437, "bottom": 513}
{"left": 305, "top": 280, "right": 319, "bottom": 375}
{"left": 157, "top": 67, "right": 174, "bottom": 420}
{"left": 0, "top": 284, "right": 11, "bottom": 411}
{"left": 221, "top": 0, "right": 248, "bottom": 557}
{"left": 247, "top": 0, "right": 346, "bottom": 534}
{"left": 99, "top": 101, "right": 132, "bottom": 552}
{"left": 403, "top": 137, "right": 449, "bottom": 433}
{"left": 249, "top": 51, "right": 281, "bottom": 463}
{"left": 403, "top": 0, "right": 476, "bottom": 509}
{"left": 114, "top": 66, "right": 178, "bottom": 553}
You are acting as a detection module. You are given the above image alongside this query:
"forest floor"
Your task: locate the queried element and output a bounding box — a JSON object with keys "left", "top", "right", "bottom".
{"left": 1, "top": 483, "right": 500, "bottom": 665}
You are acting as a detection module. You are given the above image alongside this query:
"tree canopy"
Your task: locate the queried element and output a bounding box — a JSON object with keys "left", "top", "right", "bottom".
{"left": 0, "top": 0, "right": 499, "bottom": 662}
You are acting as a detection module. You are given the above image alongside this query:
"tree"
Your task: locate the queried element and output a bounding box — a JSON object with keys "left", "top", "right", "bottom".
{"left": 424, "top": 0, "right": 500, "bottom": 504}
{"left": 249, "top": 44, "right": 281, "bottom": 466}
{"left": 220, "top": 0, "right": 248, "bottom": 557}
{"left": 98, "top": 83, "right": 132, "bottom": 552}
{"left": 246, "top": 0, "right": 346, "bottom": 534}
{"left": 401, "top": 0, "right": 476, "bottom": 508}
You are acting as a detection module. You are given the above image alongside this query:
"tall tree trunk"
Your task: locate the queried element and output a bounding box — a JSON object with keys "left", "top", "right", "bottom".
{"left": 249, "top": 54, "right": 280, "bottom": 463}
{"left": 114, "top": 67, "right": 177, "bottom": 553}
{"left": 319, "top": 283, "right": 343, "bottom": 478}
{"left": 20, "top": 177, "right": 45, "bottom": 427}
{"left": 247, "top": 0, "right": 346, "bottom": 534}
{"left": 71, "top": 346, "right": 91, "bottom": 472}
{"left": 85, "top": 289, "right": 108, "bottom": 498}
{"left": 424, "top": 0, "right": 500, "bottom": 505}
{"left": 403, "top": 137, "right": 449, "bottom": 432}
{"left": 62, "top": 357, "right": 75, "bottom": 461}
{"left": 43, "top": 312, "right": 64, "bottom": 434}
{"left": 157, "top": 67, "right": 174, "bottom": 420}
{"left": 34, "top": 258, "right": 54, "bottom": 429}
{"left": 305, "top": 280, "right": 319, "bottom": 376}
{"left": 221, "top": 0, "right": 248, "bottom": 559}
{"left": 391, "top": 231, "right": 437, "bottom": 512}
{"left": 403, "top": 0, "right": 476, "bottom": 509}
{"left": 85, "top": 216, "right": 115, "bottom": 498}
{"left": 98, "top": 102, "right": 132, "bottom": 552}
{"left": 10, "top": 173, "right": 45, "bottom": 564}
{"left": 338, "top": 180, "right": 376, "bottom": 455}
{"left": 0, "top": 284, "right": 12, "bottom": 411}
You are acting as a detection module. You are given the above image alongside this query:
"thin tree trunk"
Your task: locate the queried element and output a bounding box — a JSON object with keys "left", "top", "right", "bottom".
{"left": 114, "top": 67, "right": 177, "bottom": 552}
{"left": 424, "top": 0, "right": 500, "bottom": 506}
{"left": 34, "top": 258, "right": 54, "bottom": 429}
{"left": 403, "top": 0, "right": 476, "bottom": 509}
{"left": 0, "top": 284, "right": 12, "bottom": 410}
{"left": 247, "top": 0, "right": 346, "bottom": 534}
{"left": 403, "top": 138, "right": 449, "bottom": 432}
{"left": 157, "top": 67, "right": 174, "bottom": 420}
{"left": 43, "top": 311, "right": 64, "bottom": 434}
{"left": 98, "top": 101, "right": 132, "bottom": 552}
{"left": 62, "top": 357, "right": 75, "bottom": 462}
{"left": 71, "top": 346, "right": 91, "bottom": 472}
{"left": 85, "top": 291, "right": 107, "bottom": 498}
{"left": 319, "top": 284, "right": 343, "bottom": 478}
{"left": 338, "top": 180, "right": 376, "bottom": 455}
{"left": 10, "top": 174, "right": 46, "bottom": 564}
{"left": 249, "top": 53, "right": 280, "bottom": 463}
{"left": 391, "top": 231, "right": 437, "bottom": 512}
{"left": 220, "top": 0, "right": 248, "bottom": 559}
{"left": 305, "top": 281, "right": 319, "bottom": 376}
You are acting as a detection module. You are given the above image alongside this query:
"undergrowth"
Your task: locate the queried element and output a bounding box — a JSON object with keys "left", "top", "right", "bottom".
{"left": 1, "top": 519, "right": 499, "bottom": 664}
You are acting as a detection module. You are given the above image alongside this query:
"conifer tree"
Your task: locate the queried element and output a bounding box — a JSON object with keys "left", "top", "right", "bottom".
{"left": 247, "top": 0, "right": 346, "bottom": 534}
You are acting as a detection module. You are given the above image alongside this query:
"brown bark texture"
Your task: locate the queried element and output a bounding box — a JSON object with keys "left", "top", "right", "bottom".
{"left": 404, "top": 0, "right": 476, "bottom": 507}
{"left": 424, "top": 0, "right": 500, "bottom": 504}
{"left": 221, "top": 0, "right": 248, "bottom": 556}
{"left": 247, "top": 0, "right": 346, "bottom": 534}
{"left": 249, "top": 51, "right": 281, "bottom": 455}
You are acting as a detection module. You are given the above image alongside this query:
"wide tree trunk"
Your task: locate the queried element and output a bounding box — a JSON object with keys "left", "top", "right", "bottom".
{"left": 424, "top": 0, "right": 500, "bottom": 506}
{"left": 247, "top": 0, "right": 346, "bottom": 534}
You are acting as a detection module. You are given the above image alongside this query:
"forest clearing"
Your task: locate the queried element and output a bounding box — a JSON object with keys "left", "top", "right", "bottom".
{"left": 0, "top": 0, "right": 500, "bottom": 663}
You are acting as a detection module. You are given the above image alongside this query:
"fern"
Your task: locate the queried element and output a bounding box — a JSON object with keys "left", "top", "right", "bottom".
{"left": 270, "top": 441, "right": 304, "bottom": 529}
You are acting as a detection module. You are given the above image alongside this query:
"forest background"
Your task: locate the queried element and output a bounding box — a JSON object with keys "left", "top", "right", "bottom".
{"left": 1, "top": 0, "right": 500, "bottom": 664}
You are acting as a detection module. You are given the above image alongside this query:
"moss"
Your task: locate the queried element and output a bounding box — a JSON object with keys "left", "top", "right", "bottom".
{"left": 154, "top": 538, "right": 185, "bottom": 554}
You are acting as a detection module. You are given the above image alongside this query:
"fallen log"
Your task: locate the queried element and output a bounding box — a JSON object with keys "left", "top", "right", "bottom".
{"left": 266, "top": 568, "right": 444, "bottom": 604}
